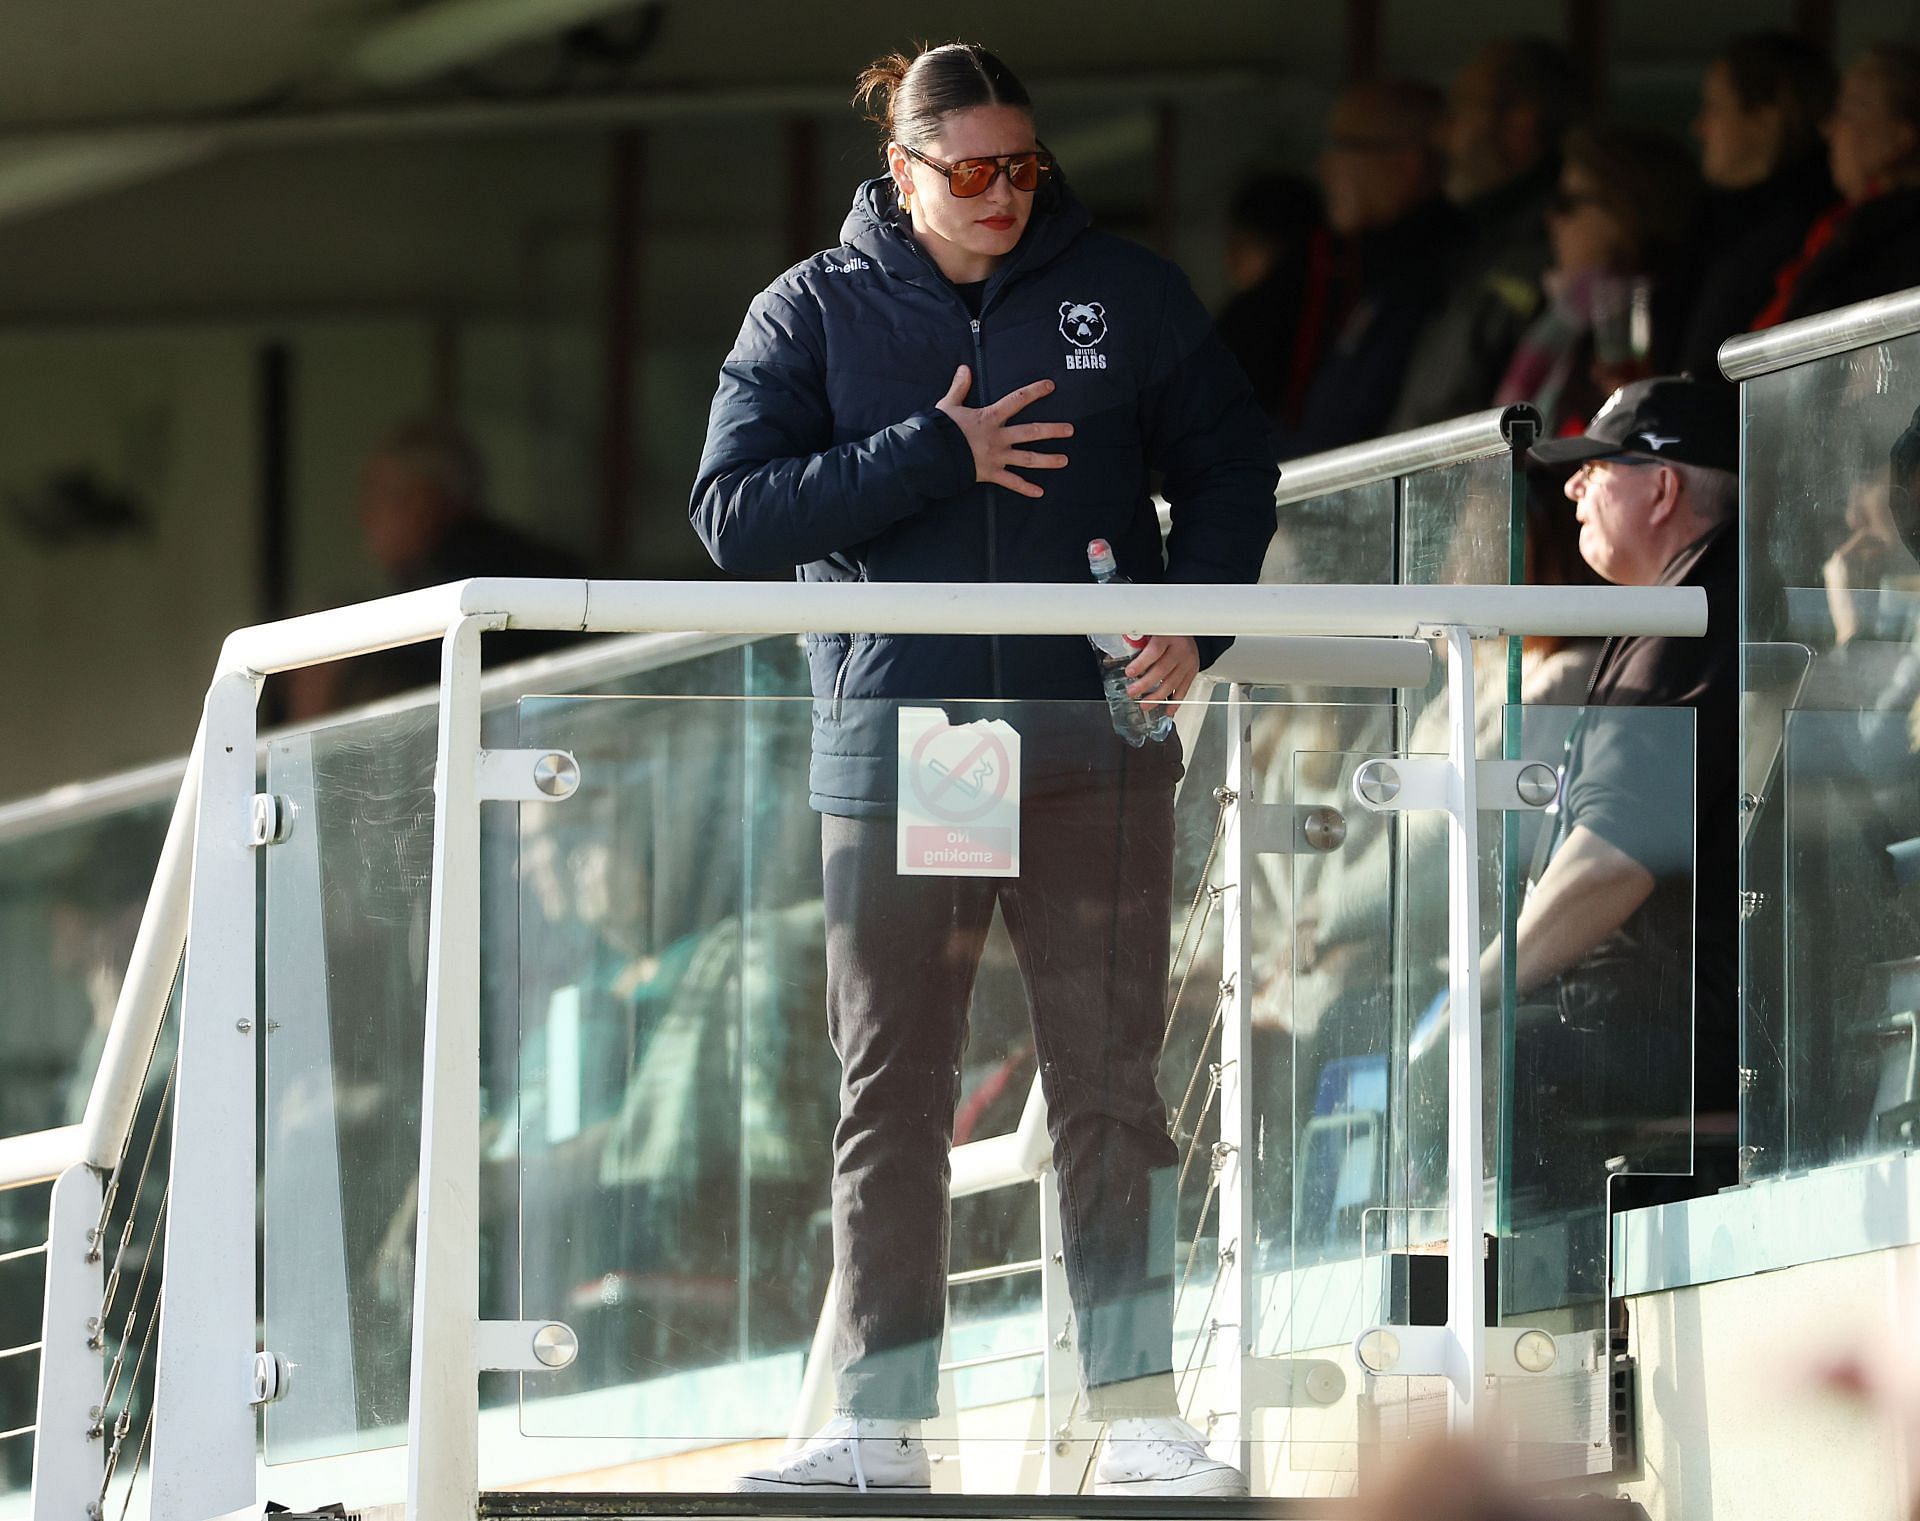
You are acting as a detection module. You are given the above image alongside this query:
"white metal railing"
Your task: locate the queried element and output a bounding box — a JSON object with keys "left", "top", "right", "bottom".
{"left": 15, "top": 574, "right": 1703, "bottom": 1521}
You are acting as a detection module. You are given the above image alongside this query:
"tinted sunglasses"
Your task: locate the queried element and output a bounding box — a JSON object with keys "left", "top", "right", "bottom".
{"left": 898, "top": 142, "right": 1055, "bottom": 197}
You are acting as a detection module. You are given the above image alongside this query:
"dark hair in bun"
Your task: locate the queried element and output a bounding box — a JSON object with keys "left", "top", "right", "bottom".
{"left": 853, "top": 42, "right": 1033, "bottom": 151}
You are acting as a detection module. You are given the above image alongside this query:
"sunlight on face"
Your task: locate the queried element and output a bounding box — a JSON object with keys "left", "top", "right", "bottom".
{"left": 1565, "top": 458, "right": 1663, "bottom": 584}
{"left": 890, "top": 104, "right": 1039, "bottom": 282}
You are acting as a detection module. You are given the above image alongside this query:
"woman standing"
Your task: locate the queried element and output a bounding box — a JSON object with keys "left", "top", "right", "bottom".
{"left": 691, "top": 42, "right": 1275, "bottom": 1497}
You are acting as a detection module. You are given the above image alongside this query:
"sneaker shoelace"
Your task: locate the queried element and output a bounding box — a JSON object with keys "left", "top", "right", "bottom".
{"left": 788, "top": 1418, "right": 915, "bottom": 1492}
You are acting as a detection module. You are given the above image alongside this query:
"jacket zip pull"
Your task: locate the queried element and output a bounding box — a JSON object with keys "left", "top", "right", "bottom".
{"left": 968, "top": 315, "right": 1002, "bottom": 697}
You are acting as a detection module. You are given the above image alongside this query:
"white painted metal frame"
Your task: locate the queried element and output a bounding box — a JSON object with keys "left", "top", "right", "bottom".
{"left": 18, "top": 575, "right": 1700, "bottom": 1521}
{"left": 404, "top": 615, "right": 498, "bottom": 1521}
{"left": 151, "top": 673, "right": 261, "bottom": 1521}
{"left": 29, "top": 1165, "right": 104, "bottom": 1521}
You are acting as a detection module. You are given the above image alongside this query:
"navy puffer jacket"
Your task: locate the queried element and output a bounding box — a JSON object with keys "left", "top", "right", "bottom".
{"left": 691, "top": 174, "right": 1278, "bottom": 815}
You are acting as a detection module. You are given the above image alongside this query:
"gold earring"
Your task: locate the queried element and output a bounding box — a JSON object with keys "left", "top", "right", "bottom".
{"left": 898, "top": 188, "right": 912, "bottom": 211}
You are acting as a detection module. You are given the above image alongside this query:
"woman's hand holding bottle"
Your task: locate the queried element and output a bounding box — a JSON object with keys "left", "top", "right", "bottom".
{"left": 935, "top": 364, "right": 1073, "bottom": 498}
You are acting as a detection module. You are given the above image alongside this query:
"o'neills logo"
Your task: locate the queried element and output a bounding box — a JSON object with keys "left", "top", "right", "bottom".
{"left": 1060, "top": 301, "right": 1109, "bottom": 368}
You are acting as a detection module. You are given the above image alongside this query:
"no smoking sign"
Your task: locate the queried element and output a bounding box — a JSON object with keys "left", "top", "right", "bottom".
{"left": 896, "top": 707, "right": 1022, "bottom": 877}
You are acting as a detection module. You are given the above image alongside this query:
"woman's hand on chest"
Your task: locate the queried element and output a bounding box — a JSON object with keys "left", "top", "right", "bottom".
{"left": 933, "top": 364, "right": 1076, "bottom": 500}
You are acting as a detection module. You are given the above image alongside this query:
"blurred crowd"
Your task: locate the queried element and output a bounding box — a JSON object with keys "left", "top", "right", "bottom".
{"left": 1217, "top": 33, "right": 1920, "bottom": 459}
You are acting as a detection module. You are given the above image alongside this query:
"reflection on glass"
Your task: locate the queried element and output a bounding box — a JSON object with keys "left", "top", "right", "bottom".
{"left": 0, "top": 802, "right": 170, "bottom": 1140}
{"left": 1499, "top": 704, "right": 1696, "bottom": 1317}
{"left": 513, "top": 695, "right": 1227, "bottom": 1460}
{"left": 1742, "top": 336, "right": 1920, "bottom": 1179}
{"left": 264, "top": 704, "right": 439, "bottom": 1462}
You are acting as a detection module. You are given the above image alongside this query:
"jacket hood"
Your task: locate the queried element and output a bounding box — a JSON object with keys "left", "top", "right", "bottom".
{"left": 839, "top": 170, "right": 1092, "bottom": 292}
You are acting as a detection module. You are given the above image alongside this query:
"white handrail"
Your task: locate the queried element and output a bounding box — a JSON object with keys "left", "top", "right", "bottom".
{"left": 31, "top": 574, "right": 1710, "bottom": 1521}
{"left": 211, "top": 577, "right": 1704, "bottom": 679}
{"left": 42, "top": 576, "right": 1700, "bottom": 1221}
{"left": 0, "top": 1126, "right": 84, "bottom": 1191}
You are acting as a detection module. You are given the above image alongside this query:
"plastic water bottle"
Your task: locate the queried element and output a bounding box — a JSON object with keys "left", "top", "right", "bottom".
{"left": 1087, "top": 539, "right": 1174, "bottom": 747}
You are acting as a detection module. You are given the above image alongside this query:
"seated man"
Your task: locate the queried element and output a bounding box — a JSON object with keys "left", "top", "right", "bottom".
{"left": 1506, "top": 378, "right": 1740, "bottom": 1228}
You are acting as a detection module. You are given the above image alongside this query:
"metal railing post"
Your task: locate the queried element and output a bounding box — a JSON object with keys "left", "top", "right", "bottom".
{"left": 1441, "top": 626, "right": 1489, "bottom": 1430}
{"left": 1036, "top": 1170, "right": 1084, "bottom": 1495}
{"left": 29, "top": 1165, "right": 104, "bottom": 1521}
{"left": 1210, "top": 686, "right": 1255, "bottom": 1468}
{"left": 405, "top": 616, "right": 495, "bottom": 1521}
{"left": 150, "top": 671, "right": 261, "bottom": 1521}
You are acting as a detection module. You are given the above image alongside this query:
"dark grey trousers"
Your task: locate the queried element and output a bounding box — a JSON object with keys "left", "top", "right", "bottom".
{"left": 821, "top": 765, "right": 1181, "bottom": 1421}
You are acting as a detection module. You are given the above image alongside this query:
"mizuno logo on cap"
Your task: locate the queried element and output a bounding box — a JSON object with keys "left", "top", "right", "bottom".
{"left": 1638, "top": 433, "right": 1681, "bottom": 450}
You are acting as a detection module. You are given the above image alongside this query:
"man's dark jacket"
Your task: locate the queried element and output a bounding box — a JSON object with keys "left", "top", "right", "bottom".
{"left": 1779, "top": 185, "right": 1920, "bottom": 325}
{"left": 691, "top": 176, "right": 1278, "bottom": 815}
{"left": 1678, "top": 155, "right": 1835, "bottom": 379}
{"left": 1388, "top": 161, "right": 1556, "bottom": 431}
{"left": 1274, "top": 196, "right": 1461, "bottom": 459}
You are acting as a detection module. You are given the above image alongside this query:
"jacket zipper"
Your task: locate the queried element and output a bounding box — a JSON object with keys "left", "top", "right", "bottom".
{"left": 970, "top": 316, "right": 1004, "bottom": 699}
{"left": 831, "top": 640, "right": 854, "bottom": 723}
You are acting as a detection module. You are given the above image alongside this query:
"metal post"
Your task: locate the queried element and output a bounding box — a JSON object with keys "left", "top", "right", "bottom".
{"left": 29, "top": 1165, "right": 104, "bottom": 1521}
{"left": 1037, "top": 1170, "right": 1087, "bottom": 1495}
{"left": 405, "top": 616, "right": 495, "bottom": 1521}
{"left": 151, "top": 672, "right": 260, "bottom": 1521}
{"left": 1441, "top": 626, "right": 1488, "bottom": 1429}
{"left": 1210, "top": 686, "right": 1255, "bottom": 1469}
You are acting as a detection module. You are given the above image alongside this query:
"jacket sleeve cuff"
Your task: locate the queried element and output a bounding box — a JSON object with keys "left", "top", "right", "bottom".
{"left": 903, "top": 407, "right": 977, "bottom": 500}
{"left": 1195, "top": 634, "right": 1233, "bottom": 670}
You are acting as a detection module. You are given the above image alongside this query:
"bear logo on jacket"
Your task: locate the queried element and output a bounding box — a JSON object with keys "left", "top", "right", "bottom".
{"left": 1060, "top": 301, "right": 1109, "bottom": 369}
{"left": 1060, "top": 301, "right": 1107, "bottom": 347}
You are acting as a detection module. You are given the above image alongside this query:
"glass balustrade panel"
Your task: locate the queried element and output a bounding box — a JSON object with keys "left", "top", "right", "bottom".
{"left": 262, "top": 707, "right": 440, "bottom": 1463}
{"left": 1495, "top": 703, "right": 1697, "bottom": 1472}
{"left": 510, "top": 688, "right": 1390, "bottom": 1495}
{"left": 0, "top": 797, "right": 172, "bottom": 1142}
{"left": 1741, "top": 332, "right": 1920, "bottom": 1179}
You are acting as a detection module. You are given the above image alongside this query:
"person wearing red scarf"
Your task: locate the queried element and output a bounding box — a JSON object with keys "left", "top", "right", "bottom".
{"left": 1754, "top": 44, "right": 1920, "bottom": 329}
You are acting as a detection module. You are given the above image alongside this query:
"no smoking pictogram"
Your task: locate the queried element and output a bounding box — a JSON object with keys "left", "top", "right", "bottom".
{"left": 908, "top": 724, "right": 1011, "bottom": 824}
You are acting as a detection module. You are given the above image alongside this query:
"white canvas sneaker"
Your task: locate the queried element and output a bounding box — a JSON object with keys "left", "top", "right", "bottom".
{"left": 734, "top": 1416, "right": 932, "bottom": 1494}
{"left": 1093, "top": 1415, "right": 1250, "bottom": 1496}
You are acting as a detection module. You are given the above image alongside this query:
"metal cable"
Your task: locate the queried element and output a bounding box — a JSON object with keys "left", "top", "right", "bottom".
{"left": 0, "top": 1423, "right": 35, "bottom": 1443}
{"left": 98, "top": 1284, "right": 162, "bottom": 1505}
{"left": 1158, "top": 789, "right": 1232, "bottom": 1060}
{"left": 97, "top": 1184, "right": 168, "bottom": 1419}
{"left": 1167, "top": 980, "right": 1228, "bottom": 1153}
{"left": 1176, "top": 1150, "right": 1225, "bottom": 1311}
{"left": 89, "top": 968, "right": 182, "bottom": 1253}
{"left": 1172, "top": 1052, "right": 1225, "bottom": 1210}
{"left": 0, "top": 1241, "right": 47, "bottom": 1267}
{"left": 98, "top": 1053, "right": 177, "bottom": 1326}
{"left": 116, "top": 1404, "right": 156, "bottom": 1521}
{"left": 1172, "top": 1164, "right": 1229, "bottom": 1407}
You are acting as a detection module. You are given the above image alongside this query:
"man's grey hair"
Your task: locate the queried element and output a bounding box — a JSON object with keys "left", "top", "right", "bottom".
{"left": 1671, "top": 460, "right": 1739, "bottom": 525}
{"left": 373, "top": 417, "right": 486, "bottom": 514}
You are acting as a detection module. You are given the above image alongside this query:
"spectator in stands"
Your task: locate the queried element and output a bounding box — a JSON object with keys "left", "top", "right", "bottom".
{"left": 1516, "top": 377, "right": 1740, "bottom": 1203}
{"left": 1274, "top": 78, "right": 1458, "bottom": 459}
{"left": 1495, "top": 128, "right": 1703, "bottom": 436}
{"left": 1214, "top": 172, "right": 1335, "bottom": 429}
{"left": 1754, "top": 43, "right": 1920, "bottom": 328}
{"left": 281, "top": 418, "right": 585, "bottom": 717}
{"left": 353, "top": 417, "right": 585, "bottom": 594}
{"left": 1389, "top": 38, "right": 1589, "bottom": 431}
{"left": 1679, "top": 33, "right": 1837, "bottom": 377}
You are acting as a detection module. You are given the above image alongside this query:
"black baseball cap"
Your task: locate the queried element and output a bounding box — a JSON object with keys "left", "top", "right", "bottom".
{"left": 1529, "top": 376, "right": 1738, "bottom": 474}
